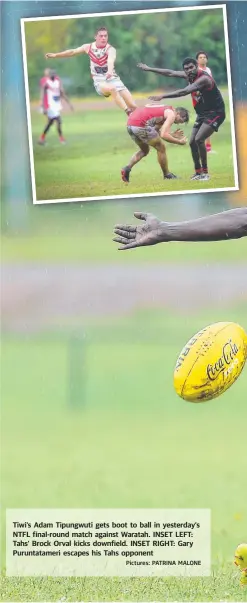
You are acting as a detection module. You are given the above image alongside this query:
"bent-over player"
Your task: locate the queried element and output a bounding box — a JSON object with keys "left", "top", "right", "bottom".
{"left": 121, "top": 104, "right": 189, "bottom": 183}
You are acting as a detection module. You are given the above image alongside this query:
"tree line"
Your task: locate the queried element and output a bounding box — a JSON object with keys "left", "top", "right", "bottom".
{"left": 25, "top": 8, "right": 228, "bottom": 98}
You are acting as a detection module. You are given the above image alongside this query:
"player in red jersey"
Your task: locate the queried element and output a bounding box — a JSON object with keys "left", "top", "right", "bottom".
{"left": 138, "top": 57, "right": 225, "bottom": 180}
{"left": 39, "top": 68, "right": 51, "bottom": 114}
{"left": 45, "top": 26, "right": 137, "bottom": 115}
{"left": 121, "top": 104, "right": 189, "bottom": 183}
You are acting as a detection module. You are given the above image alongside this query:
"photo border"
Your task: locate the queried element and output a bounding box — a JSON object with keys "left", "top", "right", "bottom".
{"left": 20, "top": 3, "right": 239, "bottom": 205}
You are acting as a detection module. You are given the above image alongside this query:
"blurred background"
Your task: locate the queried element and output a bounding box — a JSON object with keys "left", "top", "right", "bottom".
{"left": 1, "top": 1, "right": 247, "bottom": 601}
{"left": 25, "top": 8, "right": 228, "bottom": 96}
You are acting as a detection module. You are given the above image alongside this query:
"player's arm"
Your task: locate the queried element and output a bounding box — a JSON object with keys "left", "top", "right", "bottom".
{"left": 45, "top": 44, "right": 90, "bottom": 59}
{"left": 150, "top": 75, "right": 210, "bottom": 101}
{"left": 60, "top": 85, "right": 74, "bottom": 111}
{"left": 159, "top": 110, "right": 187, "bottom": 145}
{"left": 106, "top": 46, "right": 116, "bottom": 78}
{"left": 113, "top": 208, "right": 247, "bottom": 250}
{"left": 137, "top": 63, "right": 186, "bottom": 78}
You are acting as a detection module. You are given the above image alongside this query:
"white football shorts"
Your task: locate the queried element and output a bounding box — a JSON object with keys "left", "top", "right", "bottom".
{"left": 47, "top": 107, "right": 61, "bottom": 119}
{"left": 93, "top": 76, "right": 127, "bottom": 97}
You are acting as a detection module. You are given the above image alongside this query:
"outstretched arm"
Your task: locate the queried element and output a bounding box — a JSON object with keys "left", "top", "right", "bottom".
{"left": 46, "top": 44, "right": 90, "bottom": 59}
{"left": 113, "top": 208, "right": 247, "bottom": 250}
{"left": 150, "top": 75, "right": 210, "bottom": 101}
{"left": 137, "top": 63, "right": 186, "bottom": 78}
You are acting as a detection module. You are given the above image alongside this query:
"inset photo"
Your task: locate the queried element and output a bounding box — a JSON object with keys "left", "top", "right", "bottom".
{"left": 21, "top": 4, "right": 239, "bottom": 203}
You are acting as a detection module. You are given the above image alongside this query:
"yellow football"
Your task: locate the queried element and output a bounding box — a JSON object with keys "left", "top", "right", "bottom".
{"left": 174, "top": 322, "right": 247, "bottom": 402}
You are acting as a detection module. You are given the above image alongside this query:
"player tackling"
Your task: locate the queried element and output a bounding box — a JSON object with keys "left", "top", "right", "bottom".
{"left": 45, "top": 26, "right": 137, "bottom": 115}
{"left": 113, "top": 208, "right": 247, "bottom": 249}
{"left": 138, "top": 57, "right": 225, "bottom": 180}
{"left": 121, "top": 104, "right": 189, "bottom": 182}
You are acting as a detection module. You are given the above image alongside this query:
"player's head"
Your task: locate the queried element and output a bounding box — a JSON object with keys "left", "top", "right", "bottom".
{"left": 182, "top": 57, "right": 198, "bottom": 82}
{"left": 175, "top": 107, "right": 189, "bottom": 124}
{"left": 95, "top": 26, "right": 108, "bottom": 48}
{"left": 44, "top": 68, "right": 51, "bottom": 77}
{"left": 196, "top": 51, "right": 208, "bottom": 68}
{"left": 50, "top": 69, "right": 56, "bottom": 81}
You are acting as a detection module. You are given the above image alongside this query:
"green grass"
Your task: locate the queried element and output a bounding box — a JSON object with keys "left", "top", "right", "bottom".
{"left": 1, "top": 306, "right": 247, "bottom": 601}
{"left": 31, "top": 94, "right": 236, "bottom": 202}
{"left": 3, "top": 230, "right": 247, "bottom": 263}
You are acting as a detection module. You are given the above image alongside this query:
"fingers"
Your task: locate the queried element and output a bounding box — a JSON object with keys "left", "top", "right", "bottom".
{"left": 114, "top": 228, "right": 136, "bottom": 239}
{"left": 113, "top": 237, "right": 139, "bottom": 250}
{"left": 114, "top": 224, "right": 136, "bottom": 232}
{"left": 133, "top": 212, "right": 148, "bottom": 221}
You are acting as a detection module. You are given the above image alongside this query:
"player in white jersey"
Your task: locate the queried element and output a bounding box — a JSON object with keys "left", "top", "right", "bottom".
{"left": 45, "top": 26, "right": 137, "bottom": 115}
{"left": 196, "top": 51, "right": 214, "bottom": 153}
{"left": 38, "top": 71, "right": 73, "bottom": 145}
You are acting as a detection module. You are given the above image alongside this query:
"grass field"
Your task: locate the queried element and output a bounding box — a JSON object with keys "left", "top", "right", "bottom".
{"left": 2, "top": 200, "right": 247, "bottom": 264}
{"left": 30, "top": 93, "right": 236, "bottom": 202}
{"left": 1, "top": 303, "right": 247, "bottom": 601}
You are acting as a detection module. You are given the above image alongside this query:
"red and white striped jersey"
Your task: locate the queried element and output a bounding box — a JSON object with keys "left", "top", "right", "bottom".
{"left": 46, "top": 78, "right": 62, "bottom": 111}
{"left": 86, "top": 42, "right": 117, "bottom": 79}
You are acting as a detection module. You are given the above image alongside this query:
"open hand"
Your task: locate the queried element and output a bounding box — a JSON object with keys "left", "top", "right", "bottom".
{"left": 137, "top": 63, "right": 150, "bottom": 71}
{"left": 149, "top": 94, "right": 164, "bottom": 102}
{"left": 172, "top": 128, "right": 184, "bottom": 139}
{"left": 113, "top": 212, "right": 164, "bottom": 250}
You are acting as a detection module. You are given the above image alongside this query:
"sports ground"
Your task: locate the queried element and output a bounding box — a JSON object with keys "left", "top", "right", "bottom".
{"left": 31, "top": 92, "right": 236, "bottom": 202}
{"left": 1, "top": 205, "right": 247, "bottom": 601}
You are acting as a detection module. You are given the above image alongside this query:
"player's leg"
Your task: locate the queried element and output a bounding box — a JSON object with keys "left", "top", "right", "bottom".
{"left": 195, "top": 123, "right": 214, "bottom": 180}
{"left": 150, "top": 138, "right": 177, "bottom": 179}
{"left": 119, "top": 88, "right": 137, "bottom": 111}
{"left": 55, "top": 116, "right": 66, "bottom": 144}
{"left": 189, "top": 125, "right": 202, "bottom": 179}
{"left": 98, "top": 83, "right": 130, "bottom": 113}
{"left": 121, "top": 140, "right": 150, "bottom": 183}
{"left": 205, "top": 137, "right": 212, "bottom": 153}
{"left": 38, "top": 116, "right": 55, "bottom": 144}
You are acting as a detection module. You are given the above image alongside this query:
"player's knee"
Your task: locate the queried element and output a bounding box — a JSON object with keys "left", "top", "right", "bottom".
{"left": 189, "top": 137, "right": 196, "bottom": 148}
{"left": 142, "top": 146, "right": 149, "bottom": 157}
{"left": 108, "top": 86, "right": 117, "bottom": 95}
{"left": 155, "top": 141, "right": 165, "bottom": 152}
{"left": 195, "top": 133, "right": 205, "bottom": 146}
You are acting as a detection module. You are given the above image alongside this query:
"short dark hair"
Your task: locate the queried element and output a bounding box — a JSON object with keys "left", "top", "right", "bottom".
{"left": 95, "top": 25, "right": 108, "bottom": 34}
{"left": 196, "top": 50, "right": 208, "bottom": 60}
{"left": 182, "top": 57, "right": 197, "bottom": 68}
{"left": 176, "top": 107, "right": 189, "bottom": 123}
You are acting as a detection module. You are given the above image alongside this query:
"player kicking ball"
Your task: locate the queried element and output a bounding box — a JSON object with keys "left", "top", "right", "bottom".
{"left": 38, "top": 70, "right": 73, "bottom": 145}
{"left": 45, "top": 26, "right": 137, "bottom": 116}
{"left": 113, "top": 208, "right": 247, "bottom": 249}
{"left": 121, "top": 105, "right": 189, "bottom": 183}
{"left": 138, "top": 57, "right": 225, "bottom": 180}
